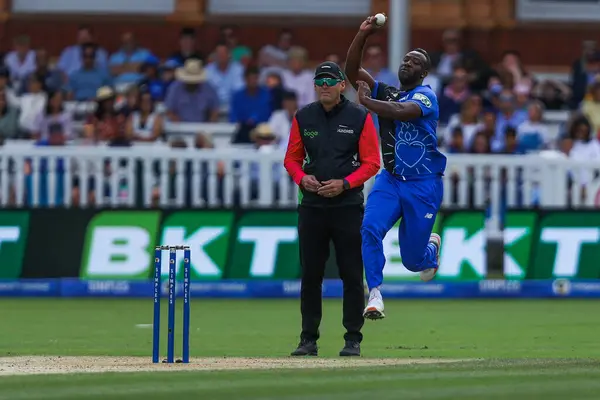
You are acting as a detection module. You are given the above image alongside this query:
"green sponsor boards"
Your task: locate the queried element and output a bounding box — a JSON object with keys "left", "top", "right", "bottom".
{"left": 0, "top": 211, "right": 29, "bottom": 279}
{"left": 80, "top": 210, "right": 301, "bottom": 280}
{"left": 11, "top": 209, "right": 596, "bottom": 281}
{"left": 161, "top": 211, "right": 234, "bottom": 280}
{"left": 529, "top": 212, "right": 600, "bottom": 279}
{"left": 81, "top": 211, "right": 161, "bottom": 279}
{"left": 227, "top": 212, "right": 300, "bottom": 279}
{"left": 437, "top": 211, "right": 536, "bottom": 280}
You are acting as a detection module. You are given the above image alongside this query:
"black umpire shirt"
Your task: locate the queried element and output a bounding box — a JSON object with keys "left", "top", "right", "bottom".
{"left": 284, "top": 95, "right": 380, "bottom": 207}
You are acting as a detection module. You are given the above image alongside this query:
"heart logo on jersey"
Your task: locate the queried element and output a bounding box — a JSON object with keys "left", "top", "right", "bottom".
{"left": 396, "top": 141, "right": 425, "bottom": 168}
{"left": 395, "top": 124, "right": 426, "bottom": 168}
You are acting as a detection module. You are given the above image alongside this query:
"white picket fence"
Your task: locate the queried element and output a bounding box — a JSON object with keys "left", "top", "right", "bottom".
{"left": 1, "top": 145, "right": 599, "bottom": 213}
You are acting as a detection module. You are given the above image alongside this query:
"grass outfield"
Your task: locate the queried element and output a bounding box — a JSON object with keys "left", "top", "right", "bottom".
{"left": 0, "top": 298, "right": 599, "bottom": 399}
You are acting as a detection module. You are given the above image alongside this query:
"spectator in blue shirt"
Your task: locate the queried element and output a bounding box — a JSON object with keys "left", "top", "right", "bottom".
{"left": 138, "top": 56, "right": 166, "bottom": 101}
{"left": 491, "top": 89, "right": 528, "bottom": 152}
{"left": 57, "top": 25, "right": 108, "bottom": 77}
{"left": 205, "top": 43, "right": 245, "bottom": 109}
{"left": 230, "top": 66, "right": 272, "bottom": 144}
{"left": 66, "top": 43, "right": 112, "bottom": 101}
{"left": 516, "top": 101, "right": 548, "bottom": 153}
{"left": 109, "top": 32, "right": 153, "bottom": 85}
{"left": 161, "top": 59, "right": 178, "bottom": 92}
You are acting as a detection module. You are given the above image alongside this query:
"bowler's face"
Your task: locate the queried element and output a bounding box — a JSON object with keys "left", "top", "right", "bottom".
{"left": 398, "top": 51, "right": 427, "bottom": 84}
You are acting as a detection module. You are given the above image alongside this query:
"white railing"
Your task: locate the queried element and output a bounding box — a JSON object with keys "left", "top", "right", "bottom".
{"left": 1, "top": 146, "right": 599, "bottom": 212}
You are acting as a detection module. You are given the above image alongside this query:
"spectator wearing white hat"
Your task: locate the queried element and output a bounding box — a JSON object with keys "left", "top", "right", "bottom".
{"left": 247, "top": 123, "right": 282, "bottom": 201}
{"left": 164, "top": 59, "right": 220, "bottom": 123}
{"left": 84, "top": 86, "right": 128, "bottom": 144}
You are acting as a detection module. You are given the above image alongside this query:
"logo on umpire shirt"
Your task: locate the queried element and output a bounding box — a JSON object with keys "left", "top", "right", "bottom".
{"left": 337, "top": 124, "right": 354, "bottom": 134}
{"left": 412, "top": 93, "right": 432, "bottom": 108}
{"left": 303, "top": 129, "right": 319, "bottom": 138}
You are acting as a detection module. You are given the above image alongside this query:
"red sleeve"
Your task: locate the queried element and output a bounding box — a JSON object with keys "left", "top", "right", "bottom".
{"left": 283, "top": 116, "right": 307, "bottom": 186}
{"left": 344, "top": 113, "right": 381, "bottom": 188}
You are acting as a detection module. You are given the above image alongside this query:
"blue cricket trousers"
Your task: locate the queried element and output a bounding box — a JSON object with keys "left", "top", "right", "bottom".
{"left": 361, "top": 170, "right": 443, "bottom": 290}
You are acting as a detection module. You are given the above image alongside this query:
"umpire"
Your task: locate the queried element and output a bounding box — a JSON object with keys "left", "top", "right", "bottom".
{"left": 284, "top": 61, "right": 380, "bottom": 356}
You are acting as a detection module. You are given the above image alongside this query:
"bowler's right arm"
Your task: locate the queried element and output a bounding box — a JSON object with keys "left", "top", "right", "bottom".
{"left": 345, "top": 16, "right": 381, "bottom": 92}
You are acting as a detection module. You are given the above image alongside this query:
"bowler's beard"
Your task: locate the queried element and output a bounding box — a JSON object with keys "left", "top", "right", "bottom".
{"left": 399, "top": 71, "right": 420, "bottom": 88}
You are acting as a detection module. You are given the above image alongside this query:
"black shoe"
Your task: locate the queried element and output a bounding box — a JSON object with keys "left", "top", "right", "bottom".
{"left": 339, "top": 340, "right": 361, "bottom": 356}
{"left": 290, "top": 340, "right": 318, "bottom": 356}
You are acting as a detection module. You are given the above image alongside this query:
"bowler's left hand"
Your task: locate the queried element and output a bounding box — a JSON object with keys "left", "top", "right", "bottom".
{"left": 318, "top": 179, "right": 345, "bottom": 197}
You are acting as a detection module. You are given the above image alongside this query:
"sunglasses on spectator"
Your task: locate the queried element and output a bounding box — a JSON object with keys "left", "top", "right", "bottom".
{"left": 314, "top": 78, "right": 342, "bottom": 87}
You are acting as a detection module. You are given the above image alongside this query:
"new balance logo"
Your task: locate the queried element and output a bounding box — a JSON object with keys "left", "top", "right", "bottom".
{"left": 424, "top": 213, "right": 433, "bottom": 219}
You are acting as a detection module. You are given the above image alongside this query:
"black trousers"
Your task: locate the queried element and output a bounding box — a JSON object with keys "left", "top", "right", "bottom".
{"left": 298, "top": 204, "right": 365, "bottom": 343}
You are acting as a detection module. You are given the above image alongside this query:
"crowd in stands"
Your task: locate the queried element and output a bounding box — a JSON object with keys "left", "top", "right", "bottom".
{"left": 1, "top": 24, "right": 600, "bottom": 206}
{"left": 424, "top": 30, "right": 600, "bottom": 164}
{"left": 0, "top": 26, "right": 599, "bottom": 150}
{"left": 0, "top": 25, "right": 305, "bottom": 152}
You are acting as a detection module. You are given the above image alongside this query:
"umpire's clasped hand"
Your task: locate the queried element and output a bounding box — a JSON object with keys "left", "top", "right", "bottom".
{"left": 301, "top": 175, "right": 322, "bottom": 192}
{"left": 317, "top": 179, "right": 345, "bottom": 197}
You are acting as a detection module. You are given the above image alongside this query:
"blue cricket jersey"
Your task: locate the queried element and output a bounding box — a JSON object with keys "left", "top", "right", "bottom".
{"left": 372, "top": 81, "right": 447, "bottom": 179}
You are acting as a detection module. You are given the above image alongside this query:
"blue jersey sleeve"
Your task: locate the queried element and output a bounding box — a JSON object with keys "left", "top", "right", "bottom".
{"left": 372, "top": 80, "right": 387, "bottom": 101}
{"left": 406, "top": 88, "right": 438, "bottom": 119}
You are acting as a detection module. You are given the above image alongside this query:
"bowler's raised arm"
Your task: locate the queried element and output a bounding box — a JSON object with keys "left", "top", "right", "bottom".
{"left": 344, "top": 16, "right": 383, "bottom": 92}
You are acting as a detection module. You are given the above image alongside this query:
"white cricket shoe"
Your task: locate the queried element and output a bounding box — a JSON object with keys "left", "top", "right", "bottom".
{"left": 420, "top": 233, "right": 441, "bottom": 282}
{"left": 363, "top": 287, "right": 385, "bottom": 320}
